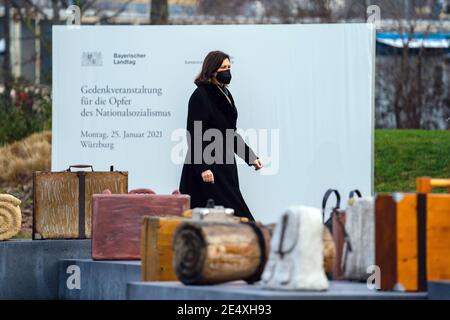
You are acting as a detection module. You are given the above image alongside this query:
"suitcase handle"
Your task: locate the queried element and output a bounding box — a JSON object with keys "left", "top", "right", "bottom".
{"left": 322, "top": 189, "right": 341, "bottom": 222}
{"left": 67, "top": 165, "right": 94, "bottom": 172}
{"left": 417, "top": 177, "right": 450, "bottom": 193}
{"left": 348, "top": 189, "right": 362, "bottom": 199}
{"left": 129, "top": 188, "right": 156, "bottom": 194}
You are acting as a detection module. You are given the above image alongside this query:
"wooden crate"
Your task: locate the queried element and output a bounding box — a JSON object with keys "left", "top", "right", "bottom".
{"left": 375, "top": 192, "right": 450, "bottom": 291}
{"left": 33, "top": 167, "right": 128, "bottom": 239}
{"left": 141, "top": 216, "right": 188, "bottom": 281}
{"left": 140, "top": 211, "right": 253, "bottom": 281}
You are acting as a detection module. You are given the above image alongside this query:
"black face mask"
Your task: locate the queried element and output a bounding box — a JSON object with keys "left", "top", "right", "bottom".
{"left": 216, "top": 69, "right": 232, "bottom": 84}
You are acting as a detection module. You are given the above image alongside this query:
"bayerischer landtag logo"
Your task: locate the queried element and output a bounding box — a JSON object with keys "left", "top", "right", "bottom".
{"left": 82, "top": 52, "right": 103, "bottom": 66}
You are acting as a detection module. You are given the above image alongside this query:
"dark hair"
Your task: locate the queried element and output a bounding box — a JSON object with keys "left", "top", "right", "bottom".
{"left": 194, "top": 50, "right": 230, "bottom": 85}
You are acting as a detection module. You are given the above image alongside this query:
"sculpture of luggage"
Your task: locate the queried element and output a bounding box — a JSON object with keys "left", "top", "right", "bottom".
{"left": 0, "top": 194, "right": 22, "bottom": 240}
{"left": 141, "top": 215, "right": 188, "bottom": 281}
{"left": 92, "top": 188, "right": 190, "bottom": 260}
{"left": 322, "top": 189, "right": 374, "bottom": 281}
{"left": 190, "top": 199, "right": 249, "bottom": 223}
{"left": 416, "top": 177, "right": 450, "bottom": 193}
{"left": 342, "top": 194, "right": 375, "bottom": 281}
{"left": 321, "top": 189, "right": 343, "bottom": 279}
{"left": 335, "top": 190, "right": 366, "bottom": 280}
{"left": 141, "top": 199, "right": 252, "bottom": 282}
{"left": 261, "top": 206, "right": 329, "bottom": 291}
{"left": 376, "top": 177, "right": 450, "bottom": 291}
{"left": 173, "top": 220, "right": 271, "bottom": 285}
{"left": 33, "top": 165, "right": 128, "bottom": 239}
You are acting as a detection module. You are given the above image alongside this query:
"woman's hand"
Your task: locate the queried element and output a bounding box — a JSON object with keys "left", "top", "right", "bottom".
{"left": 253, "top": 159, "right": 263, "bottom": 171}
{"left": 201, "top": 170, "right": 215, "bottom": 184}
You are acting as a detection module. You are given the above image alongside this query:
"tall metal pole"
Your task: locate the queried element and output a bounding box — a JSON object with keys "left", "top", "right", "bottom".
{"left": 2, "top": 0, "right": 12, "bottom": 104}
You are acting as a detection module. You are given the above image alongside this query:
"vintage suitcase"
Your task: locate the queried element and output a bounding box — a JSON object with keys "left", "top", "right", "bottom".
{"left": 322, "top": 189, "right": 342, "bottom": 232}
{"left": 322, "top": 189, "right": 341, "bottom": 279}
{"left": 92, "top": 188, "right": 190, "bottom": 260}
{"left": 174, "top": 220, "right": 271, "bottom": 285}
{"left": 261, "top": 205, "right": 329, "bottom": 291}
{"left": 376, "top": 188, "right": 450, "bottom": 291}
{"left": 322, "top": 227, "right": 336, "bottom": 278}
{"left": 141, "top": 216, "right": 187, "bottom": 281}
{"left": 343, "top": 196, "right": 375, "bottom": 281}
{"left": 321, "top": 189, "right": 348, "bottom": 280}
{"left": 323, "top": 189, "right": 372, "bottom": 281}
{"left": 33, "top": 165, "right": 128, "bottom": 239}
{"left": 330, "top": 190, "right": 365, "bottom": 280}
{"left": 190, "top": 199, "right": 251, "bottom": 223}
{"left": 331, "top": 208, "right": 347, "bottom": 280}
{"left": 141, "top": 201, "right": 250, "bottom": 281}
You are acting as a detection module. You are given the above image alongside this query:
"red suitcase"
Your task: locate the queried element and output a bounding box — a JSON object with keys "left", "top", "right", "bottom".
{"left": 92, "top": 188, "right": 190, "bottom": 260}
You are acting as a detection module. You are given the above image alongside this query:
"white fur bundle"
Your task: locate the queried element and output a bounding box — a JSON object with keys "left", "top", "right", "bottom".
{"left": 261, "top": 205, "right": 329, "bottom": 291}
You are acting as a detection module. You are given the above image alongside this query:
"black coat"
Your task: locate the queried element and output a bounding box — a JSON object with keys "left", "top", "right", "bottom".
{"left": 179, "top": 82, "right": 258, "bottom": 221}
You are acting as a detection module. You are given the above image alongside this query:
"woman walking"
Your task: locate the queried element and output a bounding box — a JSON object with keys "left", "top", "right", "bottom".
{"left": 179, "top": 50, "right": 263, "bottom": 221}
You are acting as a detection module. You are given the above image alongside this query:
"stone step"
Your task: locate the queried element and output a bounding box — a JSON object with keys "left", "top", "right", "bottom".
{"left": 428, "top": 281, "right": 450, "bottom": 300}
{"left": 58, "top": 259, "right": 141, "bottom": 300}
{"left": 126, "top": 281, "right": 429, "bottom": 300}
{"left": 0, "top": 240, "right": 91, "bottom": 299}
{"left": 2, "top": 241, "right": 442, "bottom": 300}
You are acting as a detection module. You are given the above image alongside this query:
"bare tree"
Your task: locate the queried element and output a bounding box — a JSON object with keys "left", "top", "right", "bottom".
{"left": 1, "top": 0, "right": 140, "bottom": 90}
{"left": 375, "top": 0, "right": 449, "bottom": 129}
{"left": 340, "top": 0, "right": 372, "bottom": 20}
{"left": 198, "top": 0, "right": 245, "bottom": 16}
{"left": 2, "top": 1, "right": 12, "bottom": 104}
{"left": 150, "top": 0, "right": 168, "bottom": 24}
{"left": 308, "top": 0, "right": 334, "bottom": 21}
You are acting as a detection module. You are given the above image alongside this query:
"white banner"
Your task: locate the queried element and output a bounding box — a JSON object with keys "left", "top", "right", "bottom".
{"left": 52, "top": 24, "right": 375, "bottom": 223}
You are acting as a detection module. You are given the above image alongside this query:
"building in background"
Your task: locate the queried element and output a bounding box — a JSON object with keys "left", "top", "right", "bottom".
{"left": 376, "top": 32, "right": 450, "bottom": 129}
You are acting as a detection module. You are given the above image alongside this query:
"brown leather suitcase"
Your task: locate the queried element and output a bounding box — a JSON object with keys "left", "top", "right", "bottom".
{"left": 33, "top": 165, "right": 128, "bottom": 239}
{"left": 92, "top": 189, "right": 190, "bottom": 260}
{"left": 323, "top": 189, "right": 366, "bottom": 281}
{"left": 331, "top": 209, "right": 347, "bottom": 280}
{"left": 322, "top": 189, "right": 345, "bottom": 279}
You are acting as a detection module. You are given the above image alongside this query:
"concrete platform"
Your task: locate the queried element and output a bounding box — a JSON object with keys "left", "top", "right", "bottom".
{"left": 126, "top": 281, "right": 429, "bottom": 300}
{"left": 58, "top": 259, "right": 141, "bottom": 300}
{"left": 0, "top": 240, "right": 91, "bottom": 299}
{"left": 428, "top": 281, "right": 450, "bottom": 300}
{"left": 2, "top": 242, "right": 442, "bottom": 300}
